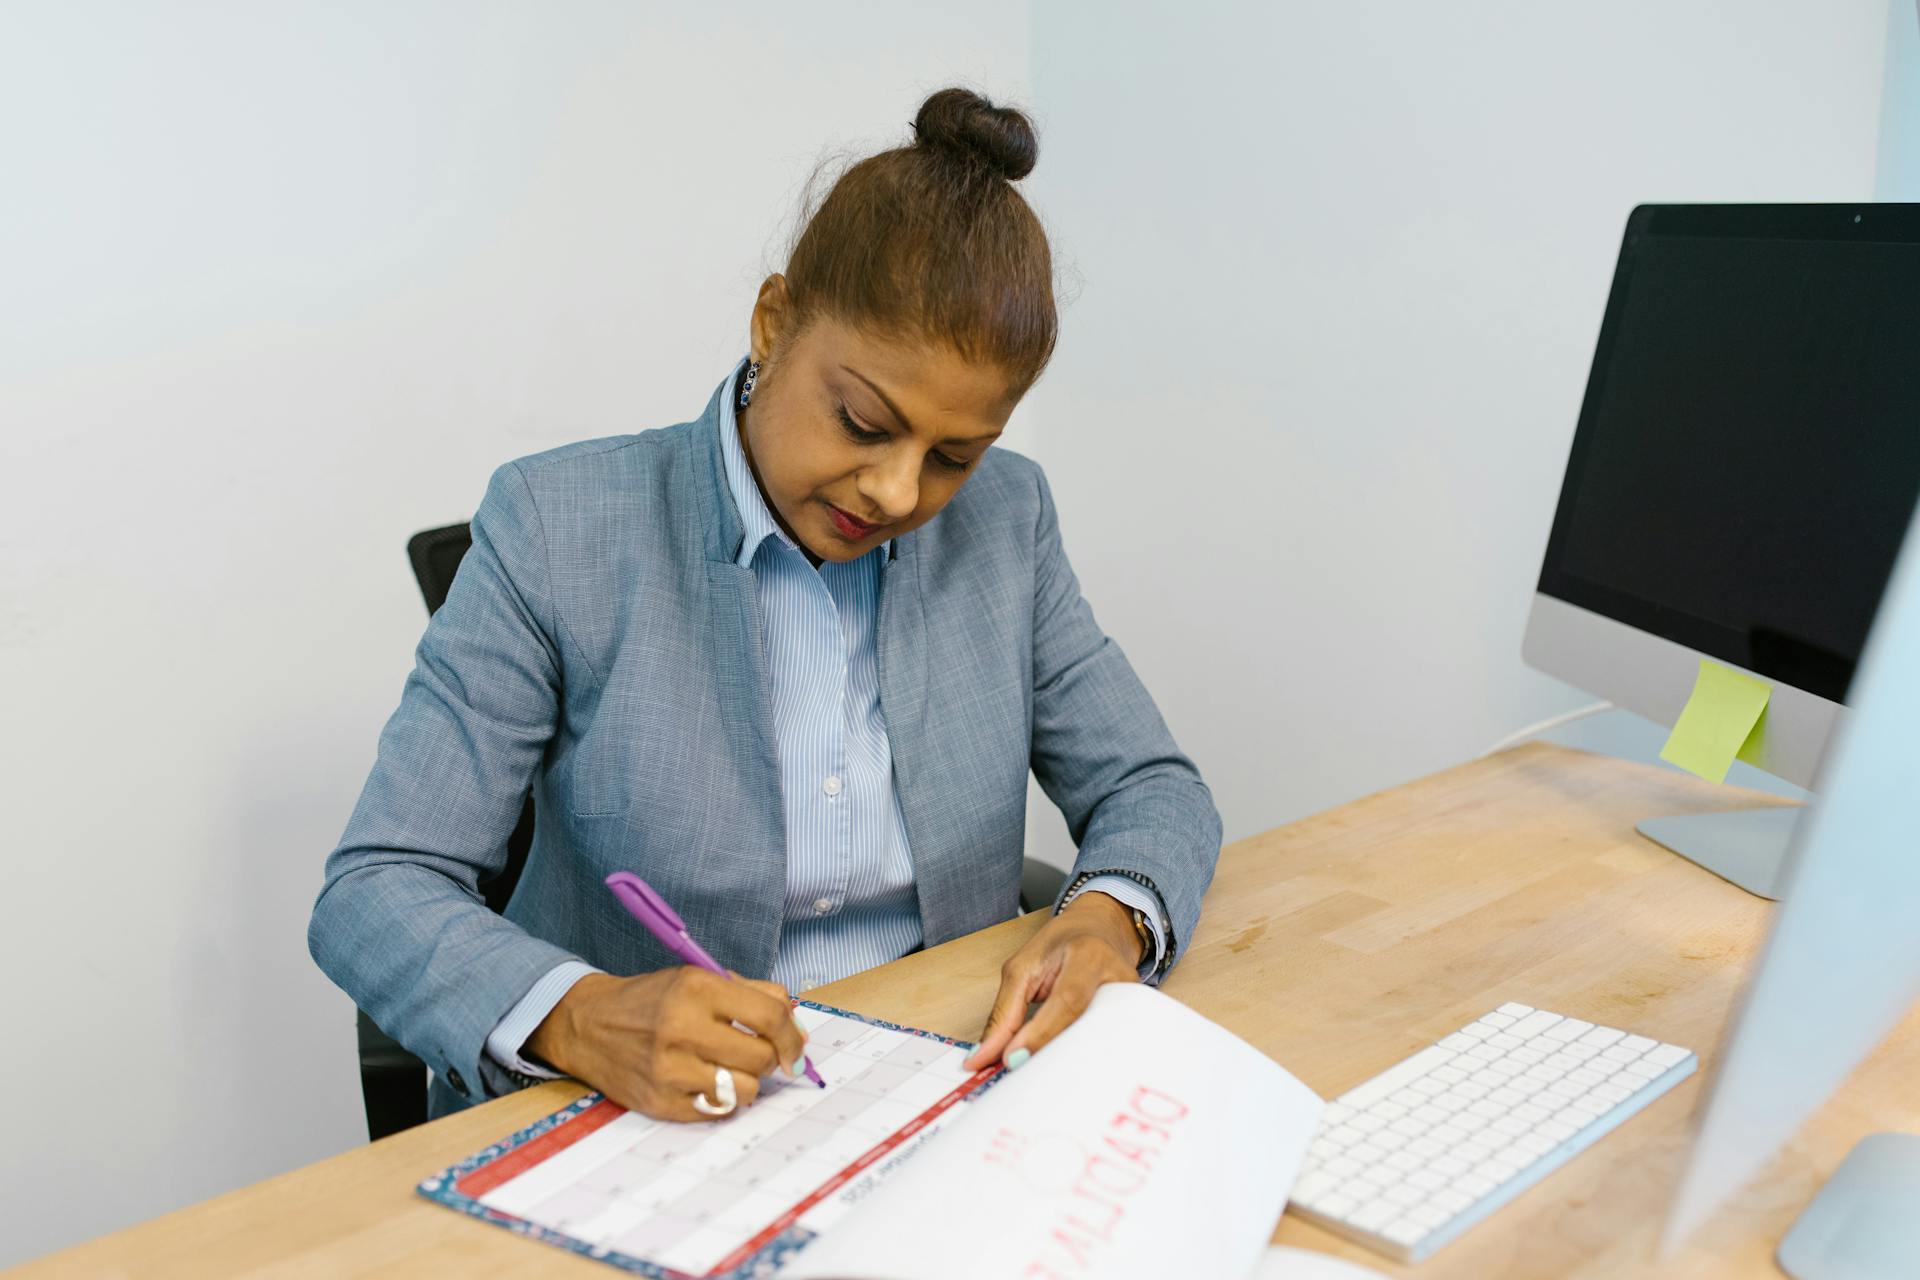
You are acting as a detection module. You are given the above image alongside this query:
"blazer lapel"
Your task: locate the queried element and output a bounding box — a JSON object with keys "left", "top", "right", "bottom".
{"left": 878, "top": 533, "right": 967, "bottom": 945}
{"left": 691, "top": 382, "right": 787, "bottom": 977}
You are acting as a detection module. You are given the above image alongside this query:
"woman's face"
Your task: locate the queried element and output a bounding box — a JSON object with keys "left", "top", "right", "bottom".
{"left": 740, "top": 283, "right": 1018, "bottom": 564}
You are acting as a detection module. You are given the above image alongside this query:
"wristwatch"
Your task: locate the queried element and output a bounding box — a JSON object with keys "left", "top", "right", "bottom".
{"left": 1125, "top": 906, "right": 1154, "bottom": 967}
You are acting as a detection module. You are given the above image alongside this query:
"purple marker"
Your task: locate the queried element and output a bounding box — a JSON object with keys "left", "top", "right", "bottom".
{"left": 604, "top": 871, "right": 826, "bottom": 1089}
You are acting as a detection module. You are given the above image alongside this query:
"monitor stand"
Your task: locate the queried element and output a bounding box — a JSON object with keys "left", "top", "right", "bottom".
{"left": 1777, "top": 1134, "right": 1920, "bottom": 1279}
{"left": 1635, "top": 806, "right": 1806, "bottom": 901}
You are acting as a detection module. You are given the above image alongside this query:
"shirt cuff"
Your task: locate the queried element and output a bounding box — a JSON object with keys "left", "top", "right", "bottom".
{"left": 485, "top": 960, "right": 603, "bottom": 1080}
{"left": 1069, "top": 875, "right": 1167, "bottom": 981}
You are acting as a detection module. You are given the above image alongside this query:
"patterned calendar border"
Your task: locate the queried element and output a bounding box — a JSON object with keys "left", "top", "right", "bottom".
{"left": 414, "top": 999, "right": 1006, "bottom": 1280}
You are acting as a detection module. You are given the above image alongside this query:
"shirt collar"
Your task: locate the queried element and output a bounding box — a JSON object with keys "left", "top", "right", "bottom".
{"left": 717, "top": 356, "right": 892, "bottom": 569}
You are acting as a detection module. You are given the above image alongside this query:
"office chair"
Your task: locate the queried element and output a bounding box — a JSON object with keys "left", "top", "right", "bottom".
{"left": 353, "top": 522, "right": 1069, "bottom": 1141}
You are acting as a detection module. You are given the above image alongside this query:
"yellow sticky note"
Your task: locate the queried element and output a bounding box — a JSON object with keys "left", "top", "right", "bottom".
{"left": 1659, "top": 659, "right": 1771, "bottom": 783}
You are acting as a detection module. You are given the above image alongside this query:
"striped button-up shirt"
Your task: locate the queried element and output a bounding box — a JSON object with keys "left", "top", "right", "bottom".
{"left": 487, "top": 362, "right": 1163, "bottom": 1076}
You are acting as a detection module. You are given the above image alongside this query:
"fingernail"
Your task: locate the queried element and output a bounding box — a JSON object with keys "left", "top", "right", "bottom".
{"left": 1005, "top": 1047, "right": 1031, "bottom": 1071}
{"left": 789, "top": 1059, "right": 807, "bottom": 1077}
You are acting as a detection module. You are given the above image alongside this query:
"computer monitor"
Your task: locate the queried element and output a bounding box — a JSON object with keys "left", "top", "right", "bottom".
{"left": 1659, "top": 501, "right": 1920, "bottom": 1276}
{"left": 1523, "top": 203, "right": 1920, "bottom": 898}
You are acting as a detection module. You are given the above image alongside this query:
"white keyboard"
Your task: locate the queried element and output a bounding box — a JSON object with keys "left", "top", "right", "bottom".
{"left": 1288, "top": 1004, "right": 1696, "bottom": 1263}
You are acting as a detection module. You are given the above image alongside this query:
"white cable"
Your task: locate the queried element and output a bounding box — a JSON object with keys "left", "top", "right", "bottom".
{"left": 1482, "top": 700, "right": 1613, "bottom": 757}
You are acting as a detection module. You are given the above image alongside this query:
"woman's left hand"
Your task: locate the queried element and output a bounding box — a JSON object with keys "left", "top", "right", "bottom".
{"left": 963, "top": 891, "right": 1144, "bottom": 1073}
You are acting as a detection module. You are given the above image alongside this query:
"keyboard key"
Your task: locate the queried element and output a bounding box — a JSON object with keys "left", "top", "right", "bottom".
{"left": 1567, "top": 1067, "right": 1606, "bottom": 1088}
{"left": 1350, "top": 1112, "right": 1387, "bottom": 1134}
{"left": 1580, "top": 1026, "right": 1626, "bottom": 1048}
{"left": 1350, "top": 1200, "right": 1399, "bottom": 1231}
{"left": 1584, "top": 1054, "right": 1626, "bottom": 1077}
{"left": 1407, "top": 1137, "right": 1444, "bottom": 1159}
{"left": 1323, "top": 1102, "right": 1357, "bottom": 1125}
{"left": 1373, "top": 1130, "right": 1410, "bottom": 1151}
{"left": 1389, "top": 1117, "right": 1428, "bottom": 1139}
{"left": 1384, "top": 1182, "right": 1426, "bottom": 1206}
{"left": 1318, "top": 1192, "right": 1359, "bottom": 1218}
{"left": 1539, "top": 1120, "right": 1579, "bottom": 1143}
{"left": 1338, "top": 1044, "right": 1460, "bottom": 1109}
{"left": 1488, "top": 1087, "right": 1525, "bottom": 1107}
{"left": 1562, "top": 1042, "right": 1602, "bottom": 1061}
{"left": 1621, "top": 1034, "right": 1657, "bottom": 1053}
{"left": 1525, "top": 1062, "right": 1567, "bottom": 1083}
{"left": 1509, "top": 1046, "right": 1547, "bottom": 1066}
{"left": 1429, "top": 1154, "right": 1469, "bottom": 1177}
{"left": 1601, "top": 1043, "right": 1644, "bottom": 1065}
{"left": 1382, "top": 1219, "right": 1428, "bottom": 1245}
{"left": 1454, "top": 1140, "right": 1494, "bottom": 1165}
{"left": 1543, "top": 1018, "right": 1594, "bottom": 1042}
{"left": 1440, "top": 1033, "right": 1478, "bottom": 1052}
{"left": 1374, "top": 1101, "right": 1408, "bottom": 1121}
{"left": 1646, "top": 1044, "right": 1690, "bottom": 1068}
{"left": 1325, "top": 1154, "right": 1363, "bottom": 1179}
{"left": 1326, "top": 1124, "right": 1364, "bottom": 1146}
{"left": 1431, "top": 1064, "right": 1468, "bottom": 1084}
{"left": 1295, "top": 1171, "right": 1340, "bottom": 1201}
{"left": 1410, "top": 1076, "right": 1450, "bottom": 1097}
{"left": 1510, "top": 1133, "right": 1557, "bottom": 1159}
{"left": 1429, "top": 1123, "right": 1469, "bottom": 1146}
{"left": 1591, "top": 1081, "right": 1635, "bottom": 1105}
{"left": 1431, "top": 1188, "right": 1474, "bottom": 1213}
{"left": 1490, "top": 1115, "right": 1530, "bottom": 1138}
{"left": 1408, "top": 1204, "right": 1451, "bottom": 1229}
{"left": 1390, "top": 1088, "right": 1428, "bottom": 1109}
{"left": 1349, "top": 1141, "right": 1388, "bottom": 1165}
{"left": 1481, "top": 1011, "right": 1517, "bottom": 1029}
{"left": 1433, "top": 1091, "right": 1472, "bottom": 1113}
{"left": 1451, "top": 1110, "right": 1491, "bottom": 1133}
{"left": 1511, "top": 1010, "right": 1565, "bottom": 1040}
{"left": 1495, "top": 1002, "right": 1534, "bottom": 1018}
{"left": 1474, "top": 1158, "right": 1522, "bottom": 1183}
{"left": 1456, "top": 1173, "right": 1497, "bottom": 1198}
{"left": 1623, "top": 1059, "right": 1665, "bottom": 1080}
{"left": 1512, "top": 1102, "right": 1551, "bottom": 1124}
{"left": 1570, "top": 1094, "right": 1613, "bottom": 1116}
{"left": 1459, "top": 1022, "right": 1493, "bottom": 1039}
{"left": 1385, "top": 1150, "right": 1423, "bottom": 1174}
{"left": 1508, "top": 1077, "right": 1548, "bottom": 1097}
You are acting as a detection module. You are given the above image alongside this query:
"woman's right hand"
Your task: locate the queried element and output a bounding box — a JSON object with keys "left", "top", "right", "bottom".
{"left": 524, "top": 967, "right": 811, "bottom": 1122}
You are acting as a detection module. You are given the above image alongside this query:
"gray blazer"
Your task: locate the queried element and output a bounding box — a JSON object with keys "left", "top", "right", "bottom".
{"left": 309, "top": 372, "right": 1222, "bottom": 1113}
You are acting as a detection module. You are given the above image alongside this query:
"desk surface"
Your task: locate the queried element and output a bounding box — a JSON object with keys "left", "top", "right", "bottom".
{"left": 21, "top": 743, "right": 1918, "bottom": 1278}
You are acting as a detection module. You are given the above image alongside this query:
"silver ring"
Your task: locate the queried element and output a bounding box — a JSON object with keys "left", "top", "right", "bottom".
{"left": 693, "top": 1065, "right": 737, "bottom": 1117}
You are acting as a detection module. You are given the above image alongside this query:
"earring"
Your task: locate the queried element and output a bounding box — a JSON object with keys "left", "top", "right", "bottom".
{"left": 739, "top": 360, "right": 761, "bottom": 409}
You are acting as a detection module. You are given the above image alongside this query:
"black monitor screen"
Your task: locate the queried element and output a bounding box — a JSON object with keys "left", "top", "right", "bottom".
{"left": 1537, "top": 205, "right": 1920, "bottom": 703}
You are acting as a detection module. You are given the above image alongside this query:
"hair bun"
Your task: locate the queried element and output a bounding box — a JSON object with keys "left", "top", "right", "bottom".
{"left": 912, "top": 87, "right": 1038, "bottom": 181}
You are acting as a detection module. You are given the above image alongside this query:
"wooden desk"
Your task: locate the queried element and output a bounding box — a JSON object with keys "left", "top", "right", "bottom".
{"left": 20, "top": 744, "right": 1918, "bottom": 1278}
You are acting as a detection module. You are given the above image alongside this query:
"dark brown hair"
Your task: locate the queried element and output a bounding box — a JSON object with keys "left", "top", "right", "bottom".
{"left": 781, "top": 87, "right": 1057, "bottom": 396}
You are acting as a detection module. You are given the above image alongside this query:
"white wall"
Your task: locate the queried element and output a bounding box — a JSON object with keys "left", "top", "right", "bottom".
{"left": 0, "top": 3, "right": 1027, "bottom": 1264}
{"left": 1882, "top": 1, "right": 1920, "bottom": 198}
{"left": 1018, "top": 0, "right": 1893, "bottom": 870}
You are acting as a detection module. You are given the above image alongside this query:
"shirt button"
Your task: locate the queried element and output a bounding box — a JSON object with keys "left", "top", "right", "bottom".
{"left": 813, "top": 897, "right": 834, "bottom": 915}
{"left": 822, "top": 775, "right": 843, "bottom": 797}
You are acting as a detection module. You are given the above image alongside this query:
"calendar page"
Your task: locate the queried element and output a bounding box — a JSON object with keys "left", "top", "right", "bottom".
{"left": 417, "top": 1000, "right": 1005, "bottom": 1279}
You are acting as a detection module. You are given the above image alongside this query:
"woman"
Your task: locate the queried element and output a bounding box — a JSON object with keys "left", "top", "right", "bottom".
{"left": 310, "top": 88, "right": 1221, "bottom": 1124}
